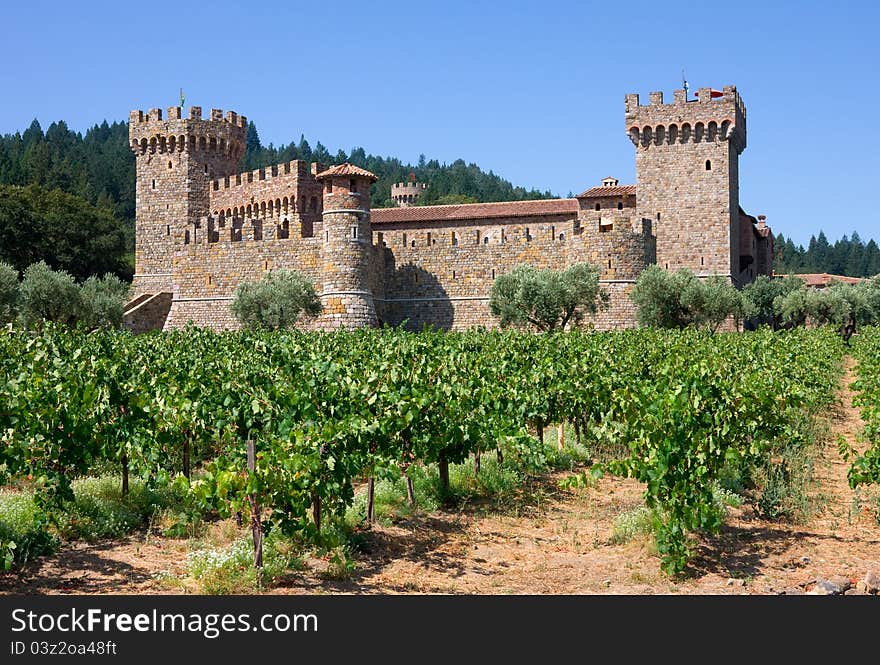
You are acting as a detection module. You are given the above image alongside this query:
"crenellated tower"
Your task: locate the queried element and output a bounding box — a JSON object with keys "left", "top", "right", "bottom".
{"left": 128, "top": 106, "right": 246, "bottom": 295}
{"left": 316, "top": 163, "right": 379, "bottom": 328}
{"left": 626, "top": 85, "right": 747, "bottom": 283}
{"left": 391, "top": 175, "right": 427, "bottom": 207}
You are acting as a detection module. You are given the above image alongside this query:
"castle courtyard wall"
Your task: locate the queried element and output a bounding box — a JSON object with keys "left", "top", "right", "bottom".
{"left": 377, "top": 214, "right": 650, "bottom": 330}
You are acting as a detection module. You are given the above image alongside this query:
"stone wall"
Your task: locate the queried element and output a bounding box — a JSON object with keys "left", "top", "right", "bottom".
{"left": 165, "top": 236, "right": 322, "bottom": 330}
{"left": 377, "top": 213, "right": 651, "bottom": 330}
{"left": 208, "top": 160, "right": 324, "bottom": 239}
{"left": 123, "top": 292, "right": 173, "bottom": 334}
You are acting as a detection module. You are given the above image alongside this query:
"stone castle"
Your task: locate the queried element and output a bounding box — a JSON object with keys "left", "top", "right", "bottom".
{"left": 123, "top": 84, "right": 773, "bottom": 333}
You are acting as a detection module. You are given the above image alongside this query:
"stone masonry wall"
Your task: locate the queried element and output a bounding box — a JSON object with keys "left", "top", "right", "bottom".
{"left": 391, "top": 181, "right": 427, "bottom": 206}
{"left": 165, "top": 237, "right": 322, "bottom": 330}
{"left": 377, "top": 214, "right": 650, "bottom": 330}
{"left": 318, "top": 174, "right": 378, "bottom": 329}
{"left": 209, "top": 160, "right": 324, "bottom": 239}
{"left": 123, "top": 292, "right": 173, "bottom": 334}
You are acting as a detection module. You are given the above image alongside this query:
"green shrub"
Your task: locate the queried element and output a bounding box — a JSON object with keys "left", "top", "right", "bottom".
{"left": 230, "top": 269, "right": 322, "bottom": 330}
{"left": 0, "top": 261, "right": 18, "bottom": 324}
{"left": 0, "top": 491, "right": 58, "bottom": 567}
{"left": 78, "top": 273, "right": 130, "bottom": 330}
{"left": 18, "top": 261, "right": 80, "bottom": 327}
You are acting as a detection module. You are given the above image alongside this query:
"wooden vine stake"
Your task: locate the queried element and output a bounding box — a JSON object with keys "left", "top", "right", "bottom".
{"left": 405, "top": 472, "right": 416, "bottom": 508}
{"left": 557, "top": 422, "right": 565, "bottom": 451}
{"left": 121, "top": 452, "right": 129, "bottom": 497}
{"left": 367, "top": 475, "right": 375, "bottom": 524}
{"left": 183, "top": 435, "right": 191, "bottom": 479}
{"left": 247, "top": 439, "right": 263, "bottom": 569}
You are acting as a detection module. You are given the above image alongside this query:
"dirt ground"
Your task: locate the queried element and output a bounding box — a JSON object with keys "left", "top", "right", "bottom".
{"left": 3, "top": 361, "right": 879, "bottom": 595}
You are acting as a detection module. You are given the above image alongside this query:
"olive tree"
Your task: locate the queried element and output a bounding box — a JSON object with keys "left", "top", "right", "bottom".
{"left": 18, "top": 261, "right": 80, "bottom": 328}
{"left": 231, "top": 269, "right": 322, "bottom": 330}
{"left": 489, "top": 262, "right": 606, "bottom": 332}
{"left": 632, "top": 266, "right": 742, "bottom": 331}
{"left": 78, "top": 273, "right": 131, "bottom": 330}
{"left": 742, "top": 275, "right": 804, "bottom": 329}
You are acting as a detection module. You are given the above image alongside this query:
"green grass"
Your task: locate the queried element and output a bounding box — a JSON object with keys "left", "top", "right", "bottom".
{"left": 54, "top": 476, "right": 184, "bottom": 541}
{"left": 165, "top": 531, "right": 305, "bottom": 594}
{"left": 610, "top": 506, "right": 654, "bottom": 545}
{"left": 0, "top": 474, "right": 196, "bottom": 569}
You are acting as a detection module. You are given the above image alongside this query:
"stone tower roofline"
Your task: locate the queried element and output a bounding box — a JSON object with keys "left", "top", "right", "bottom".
{"left": 393, "top": 181, "right": 428, "bottom": 189}
{"left": 624, "top": 84, "right": 746, "bottom": 153}
{"left": 128, "top": 106, "right": 247, "bottom": 161}
{"left": 315, "top": 163, "right": 378, "bottom": 181}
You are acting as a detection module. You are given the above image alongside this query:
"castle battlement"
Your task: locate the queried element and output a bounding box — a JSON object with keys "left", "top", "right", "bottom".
{"left": 391, "top": 179, "right": 427, "bottom": 207}
{"left": 208, "top": 160, "right": 326, "bottom": 226}
{"left": 212, "top": 160, "right": 313, "bottom": 192}
{"left": 129, "top": 106, "right": 248, "bottom": 127}
{"left": 625, "top": 85, "right": 746, "bottom": 153}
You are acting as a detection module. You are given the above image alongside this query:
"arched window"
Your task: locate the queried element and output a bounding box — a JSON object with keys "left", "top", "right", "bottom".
{"left": 705, "top": 160, "right": 711, "bottom": 171}
{"left": 595, "top": 203, "right": 600, "bottom": 211}
{"left": 617, "top": 202, "right": 623, "bottom": 210}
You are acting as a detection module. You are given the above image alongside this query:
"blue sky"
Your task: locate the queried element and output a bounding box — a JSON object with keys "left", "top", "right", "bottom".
{"left": 1, "top": 0, "right": 878, "bottom": 246}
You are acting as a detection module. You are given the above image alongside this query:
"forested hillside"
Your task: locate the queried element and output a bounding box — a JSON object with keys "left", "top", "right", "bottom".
{"left": 774, "top": 231, "right": 880, "bottom": 278}
{"left": 238, "top": 122, "right": 553, "bottom": 207}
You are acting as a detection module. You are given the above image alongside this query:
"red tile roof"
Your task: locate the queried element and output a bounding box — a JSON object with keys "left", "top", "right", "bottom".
{"left": 777, "top": 273, "right": 865, "bottom": 288}
{"left": 371, "top": 198, "right": 579, "bottom": 224}
{"left": 576, "top": 185, "right": 637, "bottom": 198}
{"left": 315, "top": 163, "right": 378, "bottom": 181}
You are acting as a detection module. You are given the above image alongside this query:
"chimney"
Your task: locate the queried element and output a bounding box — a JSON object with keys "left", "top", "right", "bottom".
{"left": 601, "top": 176, "right": 619, "bottom": 188}
{"left": 757, "top": 214, "right": 766, "bottom": 229}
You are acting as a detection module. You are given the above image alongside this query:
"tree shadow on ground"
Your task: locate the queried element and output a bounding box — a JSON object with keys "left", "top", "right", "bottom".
{"left": 0, "top": 539, "right": 157, "bottom": 594}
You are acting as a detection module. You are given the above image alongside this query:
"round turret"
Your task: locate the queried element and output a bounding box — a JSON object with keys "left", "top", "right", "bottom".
{"left": 316, "top": 163, "right": 379, "bottom": 328}
{"left": 391, "top": 175, "right": 427, "bottom": 207}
